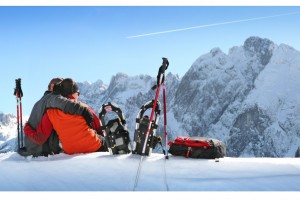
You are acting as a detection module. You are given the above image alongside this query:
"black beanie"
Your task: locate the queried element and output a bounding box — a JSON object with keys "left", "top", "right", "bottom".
{"left": 60, "top": 78, "right": 79, "bottom": 97}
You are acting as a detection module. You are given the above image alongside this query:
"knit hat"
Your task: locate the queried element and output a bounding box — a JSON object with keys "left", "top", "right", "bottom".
{"left": 60, "top": 78, "right": 80, "bottom": 97}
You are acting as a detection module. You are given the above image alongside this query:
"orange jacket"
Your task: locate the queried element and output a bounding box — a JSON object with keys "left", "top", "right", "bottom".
{"left": 47, "top": 109, "right": 101, "bottom": 154}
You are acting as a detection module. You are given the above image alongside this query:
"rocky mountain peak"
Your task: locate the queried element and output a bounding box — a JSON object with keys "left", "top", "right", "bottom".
{"left": 243, "top": 36, "right": 275, "bottom": 65}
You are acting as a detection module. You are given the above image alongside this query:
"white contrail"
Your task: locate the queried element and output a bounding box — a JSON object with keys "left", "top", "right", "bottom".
{"left": 127, "top": 12, "right": 300, "bottom": 39}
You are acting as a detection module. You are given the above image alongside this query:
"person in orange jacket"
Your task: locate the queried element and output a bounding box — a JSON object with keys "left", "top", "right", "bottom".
{"left": 48, "top": 78, "right": 106, "bottom": 154}
{"left": 26, "top": 78, "right": 107, "bottom": 155}
{"left": 22, "top": 78, "right": 95, "bottom": 157}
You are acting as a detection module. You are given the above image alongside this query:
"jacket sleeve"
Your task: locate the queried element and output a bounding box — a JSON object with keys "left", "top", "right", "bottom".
{"left": 24, "top": 113, "right": 53, "bottom": 145}
{"left": 88, "top": 107, "right": 103, "bottom": 136}
{"left": 46, "top": 94, "right": 90, "bottom": 116}
{"left": 46, "top": 94, "right": 94, "bottom": 125}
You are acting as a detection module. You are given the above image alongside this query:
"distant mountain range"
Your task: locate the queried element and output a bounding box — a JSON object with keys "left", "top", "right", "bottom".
{"left": 1, "top": 36, "right": 300, "bottom": 157}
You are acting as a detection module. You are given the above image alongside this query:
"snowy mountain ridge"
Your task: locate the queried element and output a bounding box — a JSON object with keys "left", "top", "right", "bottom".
{"left": 170, "top": 37, "right": 300, "bottom": 157}
{"left": 1, "top": 36, "right": 300, "bottom": 157}
{"left": 0, "top": 112, "right": 27, "bottom": 153}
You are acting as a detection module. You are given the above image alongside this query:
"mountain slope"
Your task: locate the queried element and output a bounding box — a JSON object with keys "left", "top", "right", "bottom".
{"left": 0, "top": 112, "right": 18, "bottom": 153}
{"left": 1, "top": 36, "right": 300, "bottom": 158}
{"left": 171, "top": 37, "right": 300, "bottom": 157}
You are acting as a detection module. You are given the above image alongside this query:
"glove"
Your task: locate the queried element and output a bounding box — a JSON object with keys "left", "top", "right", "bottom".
{"left": 82, "top": 108, "right": 94, "bottom": 126}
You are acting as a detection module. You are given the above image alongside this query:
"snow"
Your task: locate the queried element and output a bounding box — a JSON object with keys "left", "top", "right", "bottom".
{"left": 1, "top": 151, "right": 300, "bottom": 194}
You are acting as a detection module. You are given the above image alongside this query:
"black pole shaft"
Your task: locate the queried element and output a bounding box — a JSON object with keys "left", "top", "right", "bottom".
{"left": 16, "top": 98, "right": 20, "bottom": 149}
{"left": 19, "top": 98, "right": 23, "bottom": 147}
{"left": 163, "top": 83, "right": 168, "bottom": 159}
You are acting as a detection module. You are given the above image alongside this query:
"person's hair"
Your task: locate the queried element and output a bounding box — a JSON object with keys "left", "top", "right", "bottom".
{"left": 60, "top": 78, "right": 80, "bottom": 97}
{"left": 48, "top": 78, "right": 64, "bottom": 91}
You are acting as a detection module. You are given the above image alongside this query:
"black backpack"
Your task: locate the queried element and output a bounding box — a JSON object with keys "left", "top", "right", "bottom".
{"left": 168, "top": 136, "right": 226, "bottom": 159}
{"left": 132, "top": 100, "right": 162, "bottom": 156}
{"left": 18, "top": 130, "right": 61, "bottom": 157}
{"left": 98, "top": 102, "right": 131, "bottom": 155}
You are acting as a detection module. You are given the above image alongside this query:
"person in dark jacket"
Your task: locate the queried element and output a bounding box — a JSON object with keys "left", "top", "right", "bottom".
{"left": 26, "top": 78, "right": 106, "bottom": 154}
{"left": 23, "top": 78, "right": 106, "bottom": 155}
{"left": 19, "top": 78, "right": 94, "bottom": 157}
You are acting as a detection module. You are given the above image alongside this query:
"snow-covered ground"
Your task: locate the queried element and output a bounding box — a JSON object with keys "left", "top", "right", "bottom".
{"left": 1, "top": 152, "right": 300, "bottom": 191}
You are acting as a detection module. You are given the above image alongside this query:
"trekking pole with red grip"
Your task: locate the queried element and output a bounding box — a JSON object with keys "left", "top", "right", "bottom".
{"left": 133, "top": 58, "right": 169, "bottom": 191}
{"left": 141, "top": 57, "right": 169, "bottom": 155}
{"left": 14, "top": 78, "right": 24, "bottom": 149}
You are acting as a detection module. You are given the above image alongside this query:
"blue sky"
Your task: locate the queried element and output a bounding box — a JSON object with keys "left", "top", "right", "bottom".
{"left": 1, "top": 6, "right": 300, "bottom": 115}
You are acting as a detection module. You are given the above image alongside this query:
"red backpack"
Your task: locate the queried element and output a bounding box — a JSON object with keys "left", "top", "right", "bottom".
{"left": 168, "top": 136, "right": 226, "bottom": 159}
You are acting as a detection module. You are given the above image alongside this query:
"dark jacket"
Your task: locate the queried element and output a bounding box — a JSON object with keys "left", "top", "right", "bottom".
{"left": 27, "top": 93, "right": 90, "bottom": 128}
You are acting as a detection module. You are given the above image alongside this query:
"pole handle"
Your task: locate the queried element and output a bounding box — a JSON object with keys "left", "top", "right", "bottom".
{"left": 152, "top": 58, "right": 169, "bottom": 90}
{"left": 14, "top": 78, "right": 23, "bottom": 98}
{"left": 159, "top": 57, "right": 169, "bottom": 76}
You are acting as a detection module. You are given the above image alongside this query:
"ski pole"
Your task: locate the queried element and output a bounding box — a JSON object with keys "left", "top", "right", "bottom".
{"left": 19, "top": 92, "right": 23, "bottom": 148}
{"left": 133, "top": 58, "right": 169, "bottom": 191}
{"left": 14, "top": 78, "right": 24, "bottom": 149}
{"left": 16, "top": 96, "right": 20, "bottom": 149}
{"left": 162, "top": 83, "right": 168, "bottom": 159}
{"left": 141, "top": 58, "right": 169, "bottom": 155}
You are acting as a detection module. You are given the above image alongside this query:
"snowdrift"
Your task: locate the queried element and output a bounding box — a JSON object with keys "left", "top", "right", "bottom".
{"left": 0, "top": 152, "right": 300, "bottom": 191}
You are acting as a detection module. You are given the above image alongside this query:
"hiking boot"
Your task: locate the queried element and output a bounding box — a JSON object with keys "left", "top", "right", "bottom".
{"left": 17, "top": 147, "right": 32, "bottom": 157}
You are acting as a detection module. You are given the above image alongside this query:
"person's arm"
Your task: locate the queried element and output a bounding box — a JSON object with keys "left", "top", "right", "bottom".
{"left": 88, "top": 107, "right": 103, "bottom": 136}
{"left": 79, "top": 101, "right": 103, "bottom": 135}
{"left": 24, "top": 113, "right": 53, "bottom": 145}
{"left": 46, "top": 94, "right": 93, "bottom": 125}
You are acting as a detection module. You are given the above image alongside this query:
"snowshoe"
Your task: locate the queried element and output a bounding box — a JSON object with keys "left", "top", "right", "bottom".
{"left": 132, "top": 100, "right": 161, "bottom": 156}
{"left": 99, "top": 102, "right": 131, "bottom": 155}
